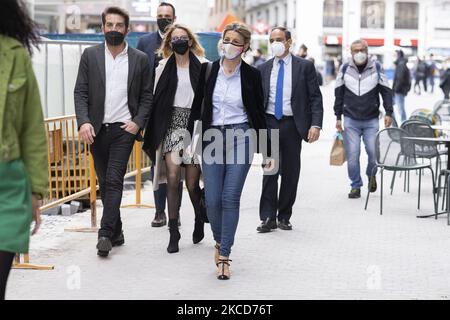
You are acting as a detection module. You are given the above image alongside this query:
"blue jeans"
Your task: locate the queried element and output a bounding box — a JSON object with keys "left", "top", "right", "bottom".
{"left": 202, "top": 123, "right": 254, "bottom": 257}
{"left": 343, "top": 117, "right": 379, "bottom": 189}
{"left": 394, "top": 93, "right": 407, "bottom": 124}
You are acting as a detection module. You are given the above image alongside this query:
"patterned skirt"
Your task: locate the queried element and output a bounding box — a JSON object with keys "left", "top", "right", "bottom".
{"left": 162, "top": 107, "right": 199, "bottom": 166}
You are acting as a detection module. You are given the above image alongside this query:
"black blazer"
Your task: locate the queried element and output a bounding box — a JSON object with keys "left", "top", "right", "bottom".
{"left": 143, "top": 54, "right": 202, "bottom": 162}
{"left": 189, "top": 59, "right": 269, "bottom": 156}
{"left": 136, "top": 32, "right": 162, "bottom": 72}
{"left": 258, "top": 55, "right": 323, "bottom": 141}
{"left": 74, "top": 43, "right": 153, "bottom": 140}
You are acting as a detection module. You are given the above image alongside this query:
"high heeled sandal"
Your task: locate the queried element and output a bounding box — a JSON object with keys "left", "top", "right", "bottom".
{"left": 216, "top": 258, "right": 232, "bottom": 280}
{"left": 214, "top": 244, "right": 220, "bottom": 265}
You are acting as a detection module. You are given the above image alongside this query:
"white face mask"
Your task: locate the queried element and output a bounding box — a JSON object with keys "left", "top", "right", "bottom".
{"left": 217, "top": 41, "right": 224, "bottom": 58}
{"left": 353, "top": 52, "right": 368, "bottom": 66}
{"left": 271, "top": 41, "right": 286, "bottom": 57}
{"left": 222, "top": 43, "right": 244, "bottom": 60}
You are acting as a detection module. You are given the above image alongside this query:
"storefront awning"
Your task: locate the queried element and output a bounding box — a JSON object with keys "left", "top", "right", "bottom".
{"left": 324, "top": 36, "right": 418, "bottom": 47}
{"left": 216, "top": 14, "right": 242, "bottom": 32}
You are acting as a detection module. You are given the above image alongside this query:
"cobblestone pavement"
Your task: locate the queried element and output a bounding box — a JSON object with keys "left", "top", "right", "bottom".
{"left": 7, "top": 83, "right": 450, "bottom": 300}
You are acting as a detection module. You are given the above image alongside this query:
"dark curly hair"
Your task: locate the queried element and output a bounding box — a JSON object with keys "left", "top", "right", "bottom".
{"left": 0, "top": 0, "right": 40, "bottom": 55}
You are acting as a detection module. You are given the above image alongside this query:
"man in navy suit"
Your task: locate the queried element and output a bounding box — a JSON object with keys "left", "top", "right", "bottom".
{"left": 136, "top": 2, "right": 181, "bottom": 228}
{"left": 257, "top": 27, "right": 324, "bottom": 233}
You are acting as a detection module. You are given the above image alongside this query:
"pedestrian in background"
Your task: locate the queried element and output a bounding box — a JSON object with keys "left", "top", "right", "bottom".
{"left": 137, "top": 2, "right": 183, "bottom": 228}
{"left": 252, "top": 48, "right": 266, "bottom": 67}
{"left": 441, "top": 58, "right": 450, "bottom": 100}
{"left": 143, "top": 24, "right": 208, "bottom": 253}
{"left": 392, "top": 49, "right": 411, "bottom": 124}
{"left": 74, "top": 7, "right": 153, "bottom": 258}
{"left": 414, "top": 57, "right": 428, "bottom": 95}
{"left": 308, "top": 57, "right": 324, "bottom": 86}
{"left": 428, "top": 54, "right": 437, "bottom": 94}
{"left": 297, "top": 43, "right": 308, "bottom": 59}
{"left": 334, "top": 39, "right": 393, "bottom": 199}
{"left": 188, "top": 22, "right": 272, "bottom": 280}
{"left": 256, "top": 27, "right": 323, "bottom": 233}
{"left": 0, "top": 0, "right": 48, "bottom": 300}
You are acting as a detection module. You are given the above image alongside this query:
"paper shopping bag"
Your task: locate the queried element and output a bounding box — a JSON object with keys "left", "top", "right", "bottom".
{"left": 330, "top": 132, "right": 346, "bottom": 166}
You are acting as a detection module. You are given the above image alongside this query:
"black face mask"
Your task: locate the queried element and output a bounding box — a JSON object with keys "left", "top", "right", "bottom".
{"left": 105, "top": 31, "right": 125, "bottom": 46}
{"left": 157, "top": 18, "right": 172, "bottom": 33}
{"left": 172, "top": 39, "right": 189, "bottom": 55}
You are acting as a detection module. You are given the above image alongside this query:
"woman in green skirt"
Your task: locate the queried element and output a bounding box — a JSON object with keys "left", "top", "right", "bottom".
{"left": 0, "top": 0, "right": 48, "bottom": 300}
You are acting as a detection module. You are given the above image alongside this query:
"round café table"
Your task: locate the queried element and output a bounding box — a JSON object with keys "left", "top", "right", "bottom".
{"left": 403, "top": 136, "right": 450, "bottom": 223}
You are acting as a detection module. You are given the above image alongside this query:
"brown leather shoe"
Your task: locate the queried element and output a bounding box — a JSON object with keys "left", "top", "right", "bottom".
{"left": 151, "top": 211, "right": 167, "bottom": 227}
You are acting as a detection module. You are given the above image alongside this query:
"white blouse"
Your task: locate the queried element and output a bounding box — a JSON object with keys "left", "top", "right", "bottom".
{"left": 173, "top": 66, "right": 194, "bottom": 109}
{"left": 211, "top": 60, "right": 248, "bottom": 126}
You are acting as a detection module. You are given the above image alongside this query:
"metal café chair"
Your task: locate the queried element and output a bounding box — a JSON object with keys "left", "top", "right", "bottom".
{"left": 365, "top": 128, "right": 437, "bottom": 216}
{"left": 401, "top": 120, "right": 443, "bottom": 181}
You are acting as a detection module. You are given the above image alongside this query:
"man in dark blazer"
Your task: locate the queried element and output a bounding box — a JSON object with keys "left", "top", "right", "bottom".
{"left": 257, "top": 27, "right": 323, "bottom": 232}
{"left": 74, "top": 7, "right": 152, "bottom": 257}
{"left": 136, "top": 2, "right": 181, "bottom": 228}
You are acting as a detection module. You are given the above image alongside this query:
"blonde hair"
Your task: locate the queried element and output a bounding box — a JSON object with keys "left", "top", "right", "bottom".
{"left": 222, "top": 22, "right": 252, "bottom": 52}
{"left": 158, "top": 23, "right": 205, "bottom": 59}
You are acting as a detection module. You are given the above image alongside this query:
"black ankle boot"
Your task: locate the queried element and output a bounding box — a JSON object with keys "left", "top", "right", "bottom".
{"left": 192, "top": 218, "right": 204, "bottom": 244}
{"left": 167, "top": 219, "right": 181, "bottom": 254}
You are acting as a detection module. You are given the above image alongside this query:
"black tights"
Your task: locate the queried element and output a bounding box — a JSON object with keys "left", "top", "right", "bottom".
{"left": 0, "top": 251, "right": 15, "bottom": 300}
{"left": 165, "top": 152, "right": 202, "bottom": 221}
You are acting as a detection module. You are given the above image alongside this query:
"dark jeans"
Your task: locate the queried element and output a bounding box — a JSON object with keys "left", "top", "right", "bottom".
{"left": 90, "top": 123, "right": 136, "bottom": 239}
{"left": 414, "top": 77, "right": 427, "bottom": 94}
{"left": 444, "top": 88, "right": 450, "bottom": 100}
{"left": 259, "top": 115, "right": 302, "bottom": 222}
{"left": 202, "top": 122, "right": 253, "bottom": 257}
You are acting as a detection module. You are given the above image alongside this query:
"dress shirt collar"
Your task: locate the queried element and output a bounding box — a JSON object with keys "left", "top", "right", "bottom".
{"left": 274, "top": 52, "right": 292, "bottom": 66}
{"left": 219, "top": 57, "right": 242, "bottom": 78}
{"left": 105, "top": 41, "right": 128, "bottom": 58}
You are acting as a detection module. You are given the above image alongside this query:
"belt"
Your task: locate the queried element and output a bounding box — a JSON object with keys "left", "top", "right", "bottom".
{"left": 102, "top": 122, "right": 124, "bottom": 127}
{"left": 210, "top": 122, "right": 249, "bottom": 130}
{"left": 266, "top": 114, "right": 294, "bottom": 120}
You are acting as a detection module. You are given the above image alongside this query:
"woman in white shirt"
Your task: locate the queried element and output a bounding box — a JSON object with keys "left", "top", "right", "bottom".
{"left": 143, "top": 24, "right": 208, "bottom": 254}
{"left": 188, "top": 23, "right": 272, "bottom": 280}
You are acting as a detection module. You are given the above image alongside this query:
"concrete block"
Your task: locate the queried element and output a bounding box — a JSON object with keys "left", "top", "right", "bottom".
{"left": 61, "top": 204, "right": 71, "bottom": 216}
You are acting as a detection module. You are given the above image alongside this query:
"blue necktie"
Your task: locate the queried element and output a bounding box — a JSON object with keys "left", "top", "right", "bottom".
{"left": 275, "top": 60, "right": 284, "bottom": 120}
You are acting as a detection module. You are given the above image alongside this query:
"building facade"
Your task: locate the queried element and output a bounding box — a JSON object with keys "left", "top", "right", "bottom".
{"left": 244, "top": 0, "right": 450, "bottom": 67}
{"left": 29, "top": 0, "right": 210, "bottom": 34}
{"left": 208, "top": 0, "right": 247, "bottom": 31}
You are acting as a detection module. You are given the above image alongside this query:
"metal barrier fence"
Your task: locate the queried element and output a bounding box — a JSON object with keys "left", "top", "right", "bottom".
{"left": 13, "top": 115, "right": 153, "bottom": 270}
{"left": 35, "top": 35, "right": 221, "bottom": 118}
{"left": 35, "top": 39, "right": 101, "bottom": 118}
{"left": 14, "top": 38, "right": 159, "bottom": 269}
{"left": 43, "top": 115, "right": 90, "bottom": 207}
